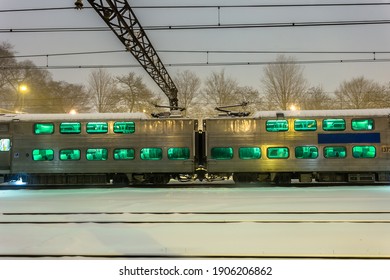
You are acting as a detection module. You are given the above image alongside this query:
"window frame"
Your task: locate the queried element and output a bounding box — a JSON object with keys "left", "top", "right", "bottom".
{"left": 352, "top": 145, "right": 376, "bottom": 158}
{"left": 238, "top": 147, "right": 261, "bottom": 160}
{"left": 323, "top": 146, "right": 347, "bottom": 158}
{"left": 140, "top": 147, "right": 163, "bottom": 160}
{"left": 32, "top": 149, "right": 54, "bottom": 161}
{"left": 113, "top": 121, "right": 135, "bottom": 134}
{"left": 210, "top": 147, "right": 234, "bottom": 160}
{"left": 113, "top": 148, "right": 135, "bottom": 160}
{"left": 59, "top": 149, "right": 81, "bottom": 161}
{"left": 86, "top": 122, "right": 108, "bottom": 134}
{"left": 267, "top": 147, "right": 289, "bottom": 159}
{"left": 266, "top": 120, "right": 289, "bottom": 132}
{"left": 34, "top": 123, "right": 55, "bottom": 135}
{"left": 294, "top": 119, "right": 317, "bottom": 131}
{"left": 60, "top": 122, "right": 81, "bottom": 134}
{"left": 86, "top": 148, "right": 108, "bottom": 161}
{"left": 351, "top": 119, "right": 375, "bottom": 131}
{"left": 322, "top": 119, "right": 346, "bottom": 131}
{"left": 295, "top": 146, "right": 319, "bottom": 159}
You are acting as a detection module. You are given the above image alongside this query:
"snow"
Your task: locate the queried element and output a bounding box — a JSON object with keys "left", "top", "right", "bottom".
{"left": 0, "top": 185, "right": 390, "bottom": 258}
{"left": 251, "top": 108, "right": 390, "bottom": 118}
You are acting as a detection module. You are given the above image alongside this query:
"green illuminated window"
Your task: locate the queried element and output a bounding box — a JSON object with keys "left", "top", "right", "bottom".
{"left": 86, "top": 122, "right": 108, "bottom": 134}
{"left": 113, "top": 122, "right": 135, "bottom": 134}
{"left": 295, "top": 146, "right": 318, "bottom": 159}
{"left": 34, "top": 123, "right": 54, "bottom": 134}
{"left": 324, "top": 146, "right": 346, "bottom": 158}
{"left": 267, "top": 147, "right": 289, "bottom": 159}
{"left": 86, "top": 148, "right": 108, "bottom": 161}
{"left": 266, "top": 120, "right": 288, "bottom": 132}
{"left": 168, "top": 147, "right": 190, "bottom": 160}
{"left": 60, "top": 122, "right": 81, "bottom": 134}
{"left": 322, "top": 119, "right": 345, "bottom": 131}
{"left": 239, "top": 147, "right": 261, "bottom": 159}
{"left": 114, "top": 148, "right": 135, "bottom": 160}
{"left": 294, "top": 120, "right": 317, "bottom": 131}
{"left": 60, "top": 149, "right": 81, "bottom": 161}
{"left": 352, "top": 119, "right": 374, "bottom": 131}
{"left": 211, "top": 147, "right": 233, "bottom": 160}
{"left": 140, "top": 148, "right": 162, "bottom": 160}
{"left": 32, "top": 149, "right": 54, "bottom": 161}
{"left": 352, "top": 146, "right": 376, "bottom": 158}
{"left": 0, "top": 139, "right": 11, "bottom": 152}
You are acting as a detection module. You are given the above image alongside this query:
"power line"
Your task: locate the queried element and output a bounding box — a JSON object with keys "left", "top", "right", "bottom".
{"left": 2, "top": 57, "right": 390, "bottom": 70}
{"left": 2, "top": 19, "right": 390, "bottom": 33}
{"left": 1, "top": 2, "right": 390, "bottom": 13}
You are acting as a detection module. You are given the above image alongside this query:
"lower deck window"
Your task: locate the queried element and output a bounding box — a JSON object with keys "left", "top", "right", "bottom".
{"left": 352, "top": 146, "right": 376, "bottom": 158}
{"left": 168, "top": 147, "right": 190, "bottom": 160}
{"left": 60, "top": 149, "right": 80, "bottom": 161}
{"left": 211, "top": 147, "right": 233, "bottom": 160}
{"left": 0, "top": 139, "right": 11, "bottom": 151}
{"left": 86, "top": 148, "right": 108, "bottom": 160}
{"left": 32, "top": 149, "right": 54, "bottom": 161}
{"left": 114, "top": 148, "right": 135, "bottom": 160}
{"left": 141, "top": 148, "right": 162, "bottom": 160}
{"left": 267, "top": 147, "right": 289, "bottom": 159}
{"left": 239, "top": 147, "right": 261, "bottom": 159}
{"left": 295, "top": 146, "right": 318, "bottom": 159}
{"left": 324, "top": 146, "right": 346, "bottom": 158}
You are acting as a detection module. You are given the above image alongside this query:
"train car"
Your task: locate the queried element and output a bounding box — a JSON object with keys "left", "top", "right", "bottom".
{"left": 0, "top": 113, "right": 198, "bottom": 186}
{"left": 204, "top": 109, "right": 390, "bottom": 184}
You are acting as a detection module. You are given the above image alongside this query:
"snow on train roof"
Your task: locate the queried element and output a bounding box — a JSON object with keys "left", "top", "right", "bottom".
{"left": 252, "top": 108, "right": 390, "bottom": 118}
{"left": 0, "top": 112, "right": 149, "bottom": 122}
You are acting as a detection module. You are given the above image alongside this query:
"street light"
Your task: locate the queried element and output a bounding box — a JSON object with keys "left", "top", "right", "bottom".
{"left": 18, "top": 83, "right": 28, "bottom": 113}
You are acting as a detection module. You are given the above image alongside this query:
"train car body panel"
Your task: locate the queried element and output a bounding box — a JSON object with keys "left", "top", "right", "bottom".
{"left": 1, "top": 113, "right": 197, "bottom": 185}
{"left": 204, "top": 109, "right": 390, "bottom": 183}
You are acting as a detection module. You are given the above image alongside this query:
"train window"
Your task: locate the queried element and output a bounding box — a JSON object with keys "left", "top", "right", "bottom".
{"left": 32, "top": 149, "right": 54, "bottom": 161}
{"left": 60, "top": 149, "right": 81, "bottom": 161}
{"left": 114, "top": 122, "right": 135, "bottom": 134}
{"left": 0, "top": 139, "right": 11, "bottom": 152}
{"left": 168, "top": 147, "right": 190, "bottom": 160}
{"left": 140, "top": 148, "right": 162, "bottom": 160}
{"left": 352, "top": 119, "right": 374, "bottom": 131}
{"left": 34, "top": 123, "right": 54, "bottom": 134}
{"left": 267, "top": 147, "right": 289, "bottom": 159}
{"left": 60, "top": 122, "right": 81, "bottom": 134}
{"left": 114, "top": 148, "right": 135, "bottom": 160}
{"left": 211, "top": 147, "right": 233, "bottom": 160}
{"left": 322, "top": 119, "right": 346, "bottom": 131}
{"left": 352, "top": 146, "right": 376, "bottom": 158}
{"left": 323, "top": 146, "right": 346, "bottom": 158}
{"left": 239, "top": 147, "right": 261, "bottom": 159}
{"left": 86, "top": 122, "right": 108, "bottom": 134}
{"left": 86, "top": 148, "right": 108, "bottom": 161}
{"left": 266, "top": 120, "right": 288, "bottom": 132}
{"left": 295, "top": 146, "right": 318, "bottom": 159}
{"left": 294, "top": 120, "right": 317, "bottom": 131}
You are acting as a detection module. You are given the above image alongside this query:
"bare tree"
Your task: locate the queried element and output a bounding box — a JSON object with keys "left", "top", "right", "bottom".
{"left": 334, "top": 76, "right": 387, "bottom": 109}
{"left": 173, "top": 70, "right": 201, "bottom": 116}
{"left": 88, "top": 69, "right": 118, "bottom": 113}
{"left": 235, "top": 86, "right": 263, "bottom": 113}
{"left": 203, "top": 69, "right": 239, "bottom": 108}
{"left": 302, "top": 86, "right": 333, "bottom": 110}
{"left": 261, "top": 55, "right": 308, "bottom": 110}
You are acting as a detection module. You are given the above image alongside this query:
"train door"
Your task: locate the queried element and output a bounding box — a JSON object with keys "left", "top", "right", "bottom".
{"left": 0, "top": 133, "right": 11, "bottom": 182}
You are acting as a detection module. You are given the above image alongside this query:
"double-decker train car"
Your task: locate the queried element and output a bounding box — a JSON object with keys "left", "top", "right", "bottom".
{"left": 0, "top": 113, "right": 198, "bottom": 185}
{"left": 204, "top": 108, "right": 390, "bottom": 184}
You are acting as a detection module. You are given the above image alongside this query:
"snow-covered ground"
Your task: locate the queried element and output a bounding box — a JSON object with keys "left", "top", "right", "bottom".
{"left": 0, "top": 185, "right": 389, "bottom": 258}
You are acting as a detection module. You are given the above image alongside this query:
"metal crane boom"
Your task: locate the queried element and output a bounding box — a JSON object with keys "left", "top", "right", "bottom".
{"left": 76, "top": 0, "right": 178, "bottom": 108}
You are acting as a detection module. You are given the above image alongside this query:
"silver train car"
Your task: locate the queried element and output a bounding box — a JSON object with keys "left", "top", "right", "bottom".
{"left": 204, "top": 109, "right": 390, "bottom": 184}
{"left": 0, "top": 113, "right": 198, "bottom": 185}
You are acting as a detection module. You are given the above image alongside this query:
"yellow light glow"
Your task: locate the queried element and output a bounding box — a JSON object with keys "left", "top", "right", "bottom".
{"left": 69, "top": 109, "right": 77, "bottom": 114}
{"left": 290, "top": 104, "right": 298, "bottom": 111}
{"left": 19, "top": 84, "right": 28, "bottom": 93}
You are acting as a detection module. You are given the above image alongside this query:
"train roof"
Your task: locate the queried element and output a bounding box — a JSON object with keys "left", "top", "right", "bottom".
{"left": 0, "top": 112, "right": 149, "bottom": 122}
{"left": 252, "top": 108, "right": 390, "bottom": 118}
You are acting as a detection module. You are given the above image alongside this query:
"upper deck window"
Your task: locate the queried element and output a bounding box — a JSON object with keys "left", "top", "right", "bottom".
{"left": 322, "top": 119, "right": 346, "bottom": 131}
{"left": 114, "top": 122, "right": 135, "bottom": 134}
{"left": 294, "top": 120, "right": 317, "bottom": 131}
{"left": 60, "top": 122, "right": 81, "bottom": 134}
{"left": 239, "top": 147, "right": 261, "bottom": 159}
{"left": 266, "top": 120, "right": 288, "bottom": 132}
{"left": 352, "top": 119, "right": 374, "bottom": 131}
{"left": 211, "top": 147, "right": 233, "bottom": 160}
{"left": 86, "top": 122, "right": 108, "bottom": 134}
{"left": 34, "top": 123, "right": 54, "bottom": 134}
{"left": 168, "top": 147, "right": 190, "bottom": 160}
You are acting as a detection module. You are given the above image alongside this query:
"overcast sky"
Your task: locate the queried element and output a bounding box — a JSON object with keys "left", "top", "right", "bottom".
{"left": 1, "top": 0, "right": 390, "bottom": 101}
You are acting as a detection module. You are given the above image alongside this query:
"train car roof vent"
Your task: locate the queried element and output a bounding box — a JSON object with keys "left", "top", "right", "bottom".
{"left": 276, "top": 112, "right": 285, "bottom": 118}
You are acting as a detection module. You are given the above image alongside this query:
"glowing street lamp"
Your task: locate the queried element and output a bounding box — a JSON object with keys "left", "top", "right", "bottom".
{"left": 18, "top": 83, "right": 29, "bottom": 112}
